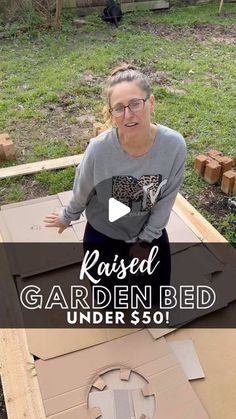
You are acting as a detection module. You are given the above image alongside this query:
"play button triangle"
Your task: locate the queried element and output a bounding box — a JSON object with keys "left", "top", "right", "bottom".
{"left": 108, "top": 198, "right": 131, "bottom": 222}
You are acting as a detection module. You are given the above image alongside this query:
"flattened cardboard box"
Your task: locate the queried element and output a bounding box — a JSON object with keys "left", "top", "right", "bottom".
{"left": 0, "top": 196, "right": 84, "bottom": 276}
{"left": 165, "top": 328, "right": 236, "bottom": 419}
{"left": 17, "top": 241, "right": 229, "bottom": 360}
{"left": 57, "top": 190, "right": 201, "bottom": 247}
{"left": 42, "top": 338, "right": 205, "bottom": 417}
{"left": 36, "top": 330, "right": 209, "bottom": 419}
{"left": 1, "top": 194, "right": 233, "bottom": 360}
{"left": 0, "top": 192, "right": 201, "bottom": 278}
{"left": 15, "top": 263, "right": 138, "bottom": 360}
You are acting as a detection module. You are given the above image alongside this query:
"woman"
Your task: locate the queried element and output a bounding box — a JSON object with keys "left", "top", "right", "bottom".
{"left": 45, "top": 63, "right": 187, "bottom": 306}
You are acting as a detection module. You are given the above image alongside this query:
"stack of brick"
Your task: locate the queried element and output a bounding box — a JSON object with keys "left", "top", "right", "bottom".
{"left": 221, "top": 170, "right": 236, "bottom": 195}
{"left": 194, "top": 149, "right": 236, "bottom": 195}
{"left": 0, "top": 133, "right": 16, "bottom": 160}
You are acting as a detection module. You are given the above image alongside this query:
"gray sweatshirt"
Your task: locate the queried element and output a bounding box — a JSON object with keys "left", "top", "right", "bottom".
{"left": 60, "top": 124, "right": 187, "bottom": 242}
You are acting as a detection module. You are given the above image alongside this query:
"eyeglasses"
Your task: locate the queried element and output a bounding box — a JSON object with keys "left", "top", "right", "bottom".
{"left": 109, "top": 97, "right": 149, "bottom": 117}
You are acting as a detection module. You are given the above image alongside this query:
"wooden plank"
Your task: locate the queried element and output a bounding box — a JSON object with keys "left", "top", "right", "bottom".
{"left": 121, "top": 0, "right": 169, "bottom": 12}
{"left": 174, "top": 193, "right": 227, "bottom": 243}
{"left": 0, "top": 155, "right": 83, "bottom": 180}
{"left": 0, "top": 235, "right": 46, "bottom": 419}
{"left": 174, "top": 194, "right": 236, "bottom": 266}
{"left": 75, "top": 0, "right": 169, "bottom": 15}
{"left": 0, "top": 329, "right": 46, "bottom": 419}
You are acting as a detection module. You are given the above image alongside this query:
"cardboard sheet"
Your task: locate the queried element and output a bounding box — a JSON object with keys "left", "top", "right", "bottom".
{"left": 0, "top": 196, "right": 83, "bottom": 276}
{"left": 88, "top": 370, "right": 155, "bottom": 419}
{"left": 166, "top": 210, "right": 201, "bottom": 254}
{"left": 15, "top": 264, "right": 137, "bottom": 359}
{"left": 147, "top": 328, "right": 176, "bottom": 340}
{"left": 57, "top": 191, "right": 73, "bottom": 206}
{"left": 36, "top": 330, "right": 209, "bottom": 419}
{"left": 57, "top": 191, "right": 200, "bottom": 247}
{"left": 0, "top": 196, "right": 72, "bottom": 242}
{"left": 57, "top": 190, "right": 87, "bottom": 226}
{"left": 166, "top": 328, "right": 236, "bottom": 419}
{"left": 72, "top": 219, "right": 86, "bottom": 241}
{"left": 209, "top": 265, "right": 236, "bottom": 304}
{"left": 167, "top": 244, "right": 228, "bottom": 326}
{"left": 89, "top": 389, "right": 136, "bottom": 419}
{"left": 169, "top": 339, "right": 205, "bottom": 380}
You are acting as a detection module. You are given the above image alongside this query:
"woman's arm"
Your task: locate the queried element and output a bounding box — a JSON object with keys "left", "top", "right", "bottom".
{"left": 45, "top": 142, "right": 95, "bottom": 232}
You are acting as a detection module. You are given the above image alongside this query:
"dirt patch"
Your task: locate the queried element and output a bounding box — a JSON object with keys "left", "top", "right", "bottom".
{"left": 1, "top": 86, "right": 105, "bottom": 165}
{"left": 21, "top": 178, "right": 52, "bottom": 201}
{"left": 130, "top": 58, "right": 173, "bottom": 88}
{"left": 183, "top": 187, "right": 235, "bottom": 219}
{"left": 4, "top": 113, "right": 93, "bottom": 164}
{"left": 135, "top": 21, "right": 236, "bottom": 44}
{"left": 80, "top": 70, "right": 104, "bottom": 85}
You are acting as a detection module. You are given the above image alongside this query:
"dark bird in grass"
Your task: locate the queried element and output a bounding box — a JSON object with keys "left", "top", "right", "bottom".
{"left": 102, "top": 0, "right": 123, "bottom": 28}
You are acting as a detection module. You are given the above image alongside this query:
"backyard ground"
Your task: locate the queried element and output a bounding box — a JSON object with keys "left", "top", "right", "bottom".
{"left": 0, "top": 4, "right": 235, "bottom": 414}
{"left": 0, "top": 4, "right": 235, "bottom": 243}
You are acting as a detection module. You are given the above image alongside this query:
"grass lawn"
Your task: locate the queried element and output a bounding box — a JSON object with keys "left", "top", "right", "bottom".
{"left": 0, "top": 3, "right": 235, "bottom": 242}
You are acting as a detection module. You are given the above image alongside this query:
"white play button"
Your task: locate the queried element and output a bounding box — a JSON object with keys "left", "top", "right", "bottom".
{"left": 108, "top": 198, "right": 131, "bottom": 222}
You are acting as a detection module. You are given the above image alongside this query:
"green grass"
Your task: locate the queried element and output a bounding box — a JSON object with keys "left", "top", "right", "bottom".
{"left": 35, "top": 167, "right": 75, "bottom": 194}
{"left": 0, "top": 3, "right": 235, "bottom": 242}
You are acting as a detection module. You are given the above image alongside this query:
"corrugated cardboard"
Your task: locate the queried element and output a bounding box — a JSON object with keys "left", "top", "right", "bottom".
{"left": 150, "top": 242, "right": 228, "bottom": 339}
{"left": 15, "top": 264, "right": 137, "bottom": 359}
{"left": 89, "top": 389, "right": 136, "bottom": 419}
{"left": 167, "top": 244, "right": 227, "bottom": 326}
{"left": 0, "top": 196, "right": 72, "bottom": 242}
{"left": 166, "top": 328, "right": 236, "bottom": 419}
{"left": 1, "top": 194, "right": 232, "bottom": 360}
{"left": 209, "top": 265, "right": 236, "bottom": 304}
{"left": 169, "top": 339, "right": 205, "bottom": 380}
{"left": 19, "top": 236, "right": 230, "bottom": 359}
{"left": 72, "top": 219, "right": 87, "bottom": 241}
{"left": 166, "top": 209, "right": 201, "bottom": 247}
{"left": 57, "top": 191, "right": 73, "bottom": 206}
{"left": 88, "top": 370, "right": 155, "bottom": 418}
{"left": 57, "top": 191, "right": 200, "bottom": 247}
{"left": 0, "top": 193, "right": 202, "bottom": 275}
{"left": 0, "top": 196, "right": 83, "bottom": 276}
{"left": 58, "top": 190, "right": 87, "bottom": 239}
{"left": 36, "top": 330, "right": 209, "bottom": 419}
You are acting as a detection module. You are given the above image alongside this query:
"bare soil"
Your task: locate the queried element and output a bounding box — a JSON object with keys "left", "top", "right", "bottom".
{"left": 135, "top": 21, "right": 236, "bottom": 44}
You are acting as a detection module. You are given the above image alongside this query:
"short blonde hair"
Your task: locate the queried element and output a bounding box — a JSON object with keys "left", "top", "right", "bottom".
{"left": 103, "top": 63, "right": 152, "bottom": 126}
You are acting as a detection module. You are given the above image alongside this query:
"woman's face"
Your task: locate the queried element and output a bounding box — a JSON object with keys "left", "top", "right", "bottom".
{"left": 109, "top": 81, "right": 155, "bottom": 138}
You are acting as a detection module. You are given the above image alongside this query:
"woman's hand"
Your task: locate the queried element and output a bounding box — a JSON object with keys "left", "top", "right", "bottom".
{"left": 44, "top": 211, "right": 68, "bottom": 234}
{"left": 129, "top": 241, "right": 151, "bottom": 261}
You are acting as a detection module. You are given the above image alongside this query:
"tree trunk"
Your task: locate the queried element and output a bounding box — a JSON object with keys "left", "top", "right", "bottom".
{"left": 55, "top": 0, "right": 63, "bottom": 29}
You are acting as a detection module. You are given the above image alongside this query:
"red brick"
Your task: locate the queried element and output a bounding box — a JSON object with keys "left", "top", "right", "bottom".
{"left": 206, "top": 156, "right": 214, "bottom": 165}
{"left": 194, "top": 155, "right": 207, "bottom": 176}
{"left": 221, "top": 170, "right": 236, "bottom": 195}
{"left": 220, "top": 156, "right": 233, "bottom": 173}
{"left": 0, "top": 133, "right": 16, "bottom": 160}
{"left": 214, "top": 155, "right": 233, "bottom": 173}
{"left": 204, "top": 162, "right": 221, "bottom": 184}
{"left": 207, "top": 149, "right": 223, "bottom": 159}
